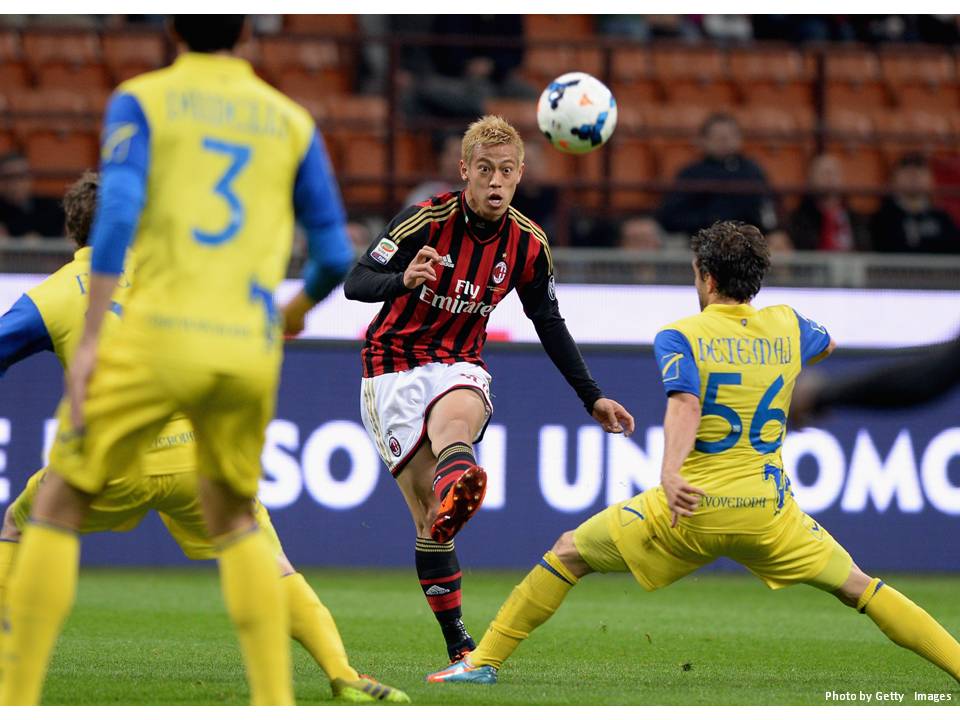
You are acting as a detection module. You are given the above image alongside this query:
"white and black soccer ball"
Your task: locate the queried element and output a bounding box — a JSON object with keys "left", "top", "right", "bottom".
{"left": 536, "top": 71, "right": 617, "bottom": 155}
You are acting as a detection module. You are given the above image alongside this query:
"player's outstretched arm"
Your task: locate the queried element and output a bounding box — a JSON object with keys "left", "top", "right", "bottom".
{"left": 660, "top": 392, "right": 706, "bottom": 527}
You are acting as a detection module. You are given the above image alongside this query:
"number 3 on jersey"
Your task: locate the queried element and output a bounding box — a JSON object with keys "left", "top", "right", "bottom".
{"left": 696, "top": 372, "right": 787, "bottom": 455}
{"left": 192, "top": 137, "right": 251, "bottom": 246}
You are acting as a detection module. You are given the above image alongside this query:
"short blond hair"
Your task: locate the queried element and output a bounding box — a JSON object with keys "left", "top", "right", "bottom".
{"left": 461, "top": 115, "right": 525, "bottom": 166}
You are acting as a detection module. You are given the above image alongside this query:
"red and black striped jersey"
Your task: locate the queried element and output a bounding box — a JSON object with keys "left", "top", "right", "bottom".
{"left": 355, "top": 191, "right": 556, "bottom": 378}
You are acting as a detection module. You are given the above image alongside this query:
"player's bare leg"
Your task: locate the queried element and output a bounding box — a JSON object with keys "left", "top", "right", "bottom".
{"left": 428, "top": 530, "right": 589, "bottom": 684}
{"left": 198, "top": 476, "right": 293, "bottom": 705}
{"left": 426, "top": 388, "right": 489, "bottom": 543}
{"left": 0, "top": 471, "right": 91, "bottom": 704}
{"left": 832, "top": 562, "right": 960, "bottom": 681}
{"left": 397, "top": 438, "right": 478, "bottom": 662}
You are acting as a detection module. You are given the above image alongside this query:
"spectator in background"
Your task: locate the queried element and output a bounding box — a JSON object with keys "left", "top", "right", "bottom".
{"left": 618, "top": 216, "right": 664, "bottom": 251}
{"left": 870, "top": 154, "right": 959, "bottom": 254}
{"left": 766, "top": 227, "right": 795, "bottom": 254}
{"left": 397, "top": 15, "right": 535, "bottom": 122}
{"left": 788, "top": 154, "right": 866, "bottom": 252}
{"left": 657, "top": 113, "right": 775, "bottom": 237}
{"left": 403, "top": 132, "right": 464, "bottom": 207}
{"left": 0, "top": 153, "right": 66, "bottom": 239}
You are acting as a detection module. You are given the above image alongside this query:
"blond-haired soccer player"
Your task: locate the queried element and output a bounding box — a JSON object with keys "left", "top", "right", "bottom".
{"left": 0, "top": 172, "right": 408, "bottom": 704}
{"left": 0, "top": 16, "right": 356, "bottom": 705}
{"left": 343, "top": 115, "right": 634, "bottom": 662}
{"left": 428, "top": 221, "right": 960, "bottom": 685}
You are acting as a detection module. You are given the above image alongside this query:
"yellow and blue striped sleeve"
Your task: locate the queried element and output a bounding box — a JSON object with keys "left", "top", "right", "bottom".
{"left": 654, "top": 328, "right": 700, "bottom": 397}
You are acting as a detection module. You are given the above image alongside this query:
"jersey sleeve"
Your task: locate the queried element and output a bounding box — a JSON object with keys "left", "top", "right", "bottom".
{"left": 793, "top": 309, "right": 831, "bottom": 364}
{"left": 654, "top": 328, "right": 700, "bottom": 397}
{"left": 515, "top": 242, "right": 558, "bottom": 323}
{"left": 357, "top": 202, "right": 433, "bottom": 274}
{"left": 292, "top": 130, "right": 354, "bottom": 301}
{"left": 90, "top": 92, "right": 150, "bottom": 275}
{"left": 0, "top": 294, "right": 53, "bottom": 377}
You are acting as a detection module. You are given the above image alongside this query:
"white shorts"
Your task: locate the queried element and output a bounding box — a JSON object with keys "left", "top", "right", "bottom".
{"left": 360, "top": 361, "right": 493, "bottom": 475}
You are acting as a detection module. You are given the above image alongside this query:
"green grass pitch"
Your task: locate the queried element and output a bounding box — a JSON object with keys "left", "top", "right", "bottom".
{"left": 40, "top": 567, "right": 960, "bottom": 706}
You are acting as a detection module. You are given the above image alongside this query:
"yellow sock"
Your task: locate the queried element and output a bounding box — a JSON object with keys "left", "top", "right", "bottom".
{"left": 281, "top": 572, "right": 358, "bottom": 683}
{"left": 470, "top": 551, "right": 578, "bottom": 670}
{"left": 0, "top": 523, "right": 79, "bottom": 705}
{"left": 217, "top": 528, "right": 294, "bottom": 705}
{"left": 859, "top": 578, "right": 960, "bottom": 681}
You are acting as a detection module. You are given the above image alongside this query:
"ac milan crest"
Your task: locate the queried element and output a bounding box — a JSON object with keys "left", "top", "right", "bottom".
{"left": 388, "top": 435, "right": 402, "bottom": 457}
{"left": 492, "top": 261, "right": 508, "bottom": 285}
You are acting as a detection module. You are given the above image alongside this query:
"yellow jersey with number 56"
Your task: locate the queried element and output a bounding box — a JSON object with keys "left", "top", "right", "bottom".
{"left": 101, "top": 52, "right": 316, "bottom": 373}
{"left": 654, "top": 303, "right": 831, "bottom": 533}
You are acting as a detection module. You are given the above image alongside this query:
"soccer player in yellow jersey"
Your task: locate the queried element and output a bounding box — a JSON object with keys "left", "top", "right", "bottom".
{"left": 0, "top": 16, "right": 357, "bottom": 705}
{"left": 427, "top": 220, "right": 960, "bottom": 685}
{"left": 0, "top": 172, "right": 407, "bottom": 704}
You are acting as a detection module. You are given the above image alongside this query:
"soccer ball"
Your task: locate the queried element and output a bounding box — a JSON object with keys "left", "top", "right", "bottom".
{"left": 536, "top": 72, "right": 617, "bottom": 154}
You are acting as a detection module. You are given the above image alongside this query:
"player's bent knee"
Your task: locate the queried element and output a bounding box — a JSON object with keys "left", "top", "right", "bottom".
{"left": 833, "top": 564, "right": 872, "bottom": 608}
{"left": 551, "top": 531, "right": 593, "bottom": 579}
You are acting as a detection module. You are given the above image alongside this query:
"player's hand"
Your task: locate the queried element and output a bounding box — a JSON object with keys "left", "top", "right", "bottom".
{"left": 403, "top": 246, "right": 441, "bottom": 289}
{"left": 282, "top": 290, "right": 315, "bottom": 338}
{"left": 661, "top": 470, "right": 706, "bottom": 528}
{"left": 790, "top": 371, "right": 826, "bottom": 429}
{"left": 67, "top": 337, "right": 98, "bottom": 432}
{"left": 591, "top": 398, "right": 635, "bottom": 437}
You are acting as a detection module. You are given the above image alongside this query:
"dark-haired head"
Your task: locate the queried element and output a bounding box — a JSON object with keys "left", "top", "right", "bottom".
{"left": 62, "top": 171, "right": 99, "bottom": 248}
{"left": 172, "top": 15, "right": 246, "bottom": 53}
{"left": 690, "top": 220, "right": 770, "bottom": 309}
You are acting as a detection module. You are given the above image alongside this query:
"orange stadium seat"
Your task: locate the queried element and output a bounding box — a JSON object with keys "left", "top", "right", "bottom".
{"left": 284, "top": 15, "right": 358, "bottom": 35}
{"left": 652, "top": 140, "right": 701, "bottom": 181}
{"left": 652, "top": 47, "right": 737, "bottom": 105}
{"left": 882, "top": 51, "right": 960, "bottom": 112}
{"left": 521, "top": 46, "right": 603, "bottom": 88}
{"left": 6, "top": 88, "right": 102, "bottom": 137}
{"left": 642, "top": 104, "right": 716, "bottom": 134}
{"left": 524, "top": 15, "right": 595, "bottom": 39}
{"left": 609, "top": 138, "right": 657, "bottom": 210}
{"left": 23, "top": 30, "right": 109, "bottom": 90}
{"left": 826, "top": 141, "right": 887, "bottom": 213}
{"left": 260, "top": 37, "right": 353, "bottom": 98}
{"left": 825, "top": 108, "right": 875, "bottom": 141}
{"left": 102, "top": 31, "right": 167, "bottom": 84}
{"left": 825, "top": 50, "right": 889, "bottom": 109}
{"left": 873, "top": 108, "right": 956, "bottom": 158}
{"left": 730, "top": 47, "right": 814, "bottom": 110}
{"left": 0, "top": 30, "right": 30, "bottom": 93}
{"left": 24, "top": 128, "right": 99, "bottom": 194}
{"left": 484, "top": 97, "right": 537, "bottom": 130}
{"left": 743, "top": 140, "right": 811, "bottom": 188}
{"left": 610, "top": 48, "right": 661, "bottom": 109}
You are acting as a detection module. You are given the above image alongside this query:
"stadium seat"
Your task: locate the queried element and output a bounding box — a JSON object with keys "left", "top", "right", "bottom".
{"left": 23, "top": 30, "right": 109, "bottom": 90}
{"left": 883, "top": 51, "right": 960, "bottom": 112}
{"left": 484, "top": 97, "right": 537, "bottom": 131}
{"left": 825, "top": 50, "right": 889, "bottom": 109}
{"left": 284, "top": 15, "right": 358, "bottom": 35}
{"left": 652, "top": 140, "right": 701, "bottom": 181}
{"left": 0, "top": 29, "right": 30, "bottom": 93}
{"left": 826, "top": 141, "right": 887, "bottom": 213}
{"left": 652, "top": 47, "right": 737, "bottom": 105}
{"left": 524, "top": 15, "right": 595, "bottom": 39}
{"left": 742, "top": 140, "right": 811, "bottom": 188}
{"left": 873, "top": 108, "right": 957, "bottom": 161}
{"left": 521, "top": 46, "right": 604, "bottom": 88}
{"left": 732, "top": 105, "right": 809, "bottom": 136}
{"left": 730, "top": 47, "right": 814, "bottom": 110}
{"left": 610, "top": 48, "right": 661, "bottom": 109}
{"left": 101, "top": 31, "right": 167, "bottom": 84}
{"left": 825, "top": 108, "right": 875, "bottom": 141}
{"left": 609, "top": 138, "right": 657, "bottom": 210}
{"left": 260, "top": 37, "right": 353, "bottom": 97}
{"left": 642, "top": 104, "right": 716, "bottom": 134}
{"left": 6, "top": 88, "right": 102, "bottom": 137}
{"left": 24, "top": 128, "right": 99, "bottom": 194}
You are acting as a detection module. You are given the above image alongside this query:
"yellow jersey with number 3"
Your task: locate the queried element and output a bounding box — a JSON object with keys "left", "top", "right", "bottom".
{"left": 104, "top": 52, "right": 315, "bottom": 373}
{"left": 653, "top": 303, "right": 831, "bottom": 533}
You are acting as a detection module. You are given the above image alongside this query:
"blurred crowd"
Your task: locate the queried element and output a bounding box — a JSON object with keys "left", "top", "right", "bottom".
{"left": 2, "top": 14, "right": 960, "bottom": 257}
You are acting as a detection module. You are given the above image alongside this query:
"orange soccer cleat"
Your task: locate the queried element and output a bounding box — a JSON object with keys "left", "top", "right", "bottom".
{"left": 430, "top": 466, "right": 487, "bottom": 543}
